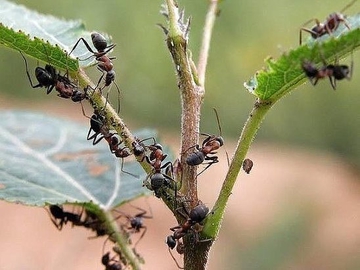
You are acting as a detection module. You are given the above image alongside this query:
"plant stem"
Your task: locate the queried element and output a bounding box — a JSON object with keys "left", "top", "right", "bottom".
{"left": 104, "top": 211, "right": 142, "bottom": 270}
{"left": 202, "top": 99, "right": 273, "bottom": 238}
{"left": 165, "top": 0, "right": 200, "bottom": 204}
{"left": 197, "top": 0, "right": 219, "bottom": 87}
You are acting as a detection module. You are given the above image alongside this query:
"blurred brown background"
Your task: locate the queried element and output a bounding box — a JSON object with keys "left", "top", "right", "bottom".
{"left": 1, "top": 0, "right": 360, "bottom": 269}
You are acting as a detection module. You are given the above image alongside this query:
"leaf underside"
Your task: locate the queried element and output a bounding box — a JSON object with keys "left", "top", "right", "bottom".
{"left": 0, "top": 111, "right": 154, "bottom": 210}
{"left": 0, "top": 0, "right": 112, "bottom": 71}
{"left": 244, "top": 14, "right": 360, "bottom": 102}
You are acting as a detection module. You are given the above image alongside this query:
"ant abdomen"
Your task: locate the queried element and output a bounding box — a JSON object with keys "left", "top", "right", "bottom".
{"left": 186, "top": 151, "right": 205, "bottom": 166}
{"left": 189, "top": 203, "right": 209, "bottom": 223}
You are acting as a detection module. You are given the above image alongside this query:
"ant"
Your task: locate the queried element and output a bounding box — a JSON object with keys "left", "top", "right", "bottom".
{"left": 68, "top": 32, "right": 121, "bottom": 111}
{"left": 46, "top": 204, "right": 84, "bottom": 230}
{"left": 20, "top": 51, "right": 86, "bottom": 102}
{"left": 115, "top": 204, "right": 153, "bottom": 248}
{"left": 143, "top": 143, "right": 177, "bottom": 197}
{"left": 302, "top": 55, "right": 353, "bottom": 90}
{"left": 84, "top": 109, "right": 137, "bottom": 177}
{"left": 132, "top": 137, "right": 157, "bottom": 157}
{"left": 185, "top": 108, "right": 228, "bottom": 176}
{"left": 166, "top": 202, "right": 209, "bottom": 249}
{"left": 166, "top": 202, "right": 209, "bottom": 268}
{"left": 102, "top": 252, "right": 123, "bottom": 270}
{"left": 299, "top": 0, "right": 357, "bottom": 45}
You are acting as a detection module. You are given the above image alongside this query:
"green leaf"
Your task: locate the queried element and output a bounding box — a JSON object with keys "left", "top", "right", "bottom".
{"left": 0, "top": 111, "right": 154, "bottom": 210}
{"left": 0, "top": 0, "right": 112, "bottom": 71}
{"left": 244, "top": 14, "right": 360, "bottom": 101}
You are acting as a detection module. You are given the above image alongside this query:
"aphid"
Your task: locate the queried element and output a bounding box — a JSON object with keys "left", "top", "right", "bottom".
{"left": 299, "top": 0, "right": 357, "bottom": 45}
{"left": 242, "top": 158, "right": 254, "bottom": 174}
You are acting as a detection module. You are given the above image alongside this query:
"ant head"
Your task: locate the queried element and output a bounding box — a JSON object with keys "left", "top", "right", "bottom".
{"left": 333, "top": 64, "right": 350, "bottom": 80}
{"left": 49, "top": 205, "right": 63, "bottom": 217}
{"left": 101, "top": 252, "right": 110, "bottom": 266}
{"left": 91, "top": 32, "right": 108, "bottom": 52}
{"left": 216, "top": 136, "right": 224, "bottom": 147}
{"left": 166, "top": 235, "right": 176, "bottom": 249}
{"left": 90, "top": 113, "right": 105, "bottom": 132}
{"left": 153, "top": 143, "right": 163, "bottom": 150}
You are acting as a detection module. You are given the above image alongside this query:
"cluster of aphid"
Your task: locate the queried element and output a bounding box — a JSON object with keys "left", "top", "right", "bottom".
{"left": 300, "top": 0, "right": 356, "bottom": 89}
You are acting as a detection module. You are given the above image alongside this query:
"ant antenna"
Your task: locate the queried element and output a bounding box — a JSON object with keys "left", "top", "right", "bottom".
{"left": 168, "top": 248, "right": 184, "bottom": 269}
{"left": 213, "top": 108, "right": 230, "bottom": 166}
{"left": 340, "top": 0, "right": 357, "bottom": 13}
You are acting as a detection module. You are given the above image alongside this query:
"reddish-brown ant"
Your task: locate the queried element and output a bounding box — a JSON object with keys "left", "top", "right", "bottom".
{"left": 166, "top": 202, "right": 209, "bottom": 268}
{"left": 84, "top": 109, "right": 137, "bottom": 177}
{"left": 166, "top": 202, "right": 209, "bottom": 249}
{"left": 302, "top": 55, "right": 353, "bottom": 90}
{"left": 185, "top": 108, "right": 228, "bottom": 175}
{"left": 20, "top": 51, "right": 86, "bottom": 102}
{"left": 69, "top": 32, "right": 121, "bottom": 112}
{"left": 299, "top": 0, "right": 357, "bottom": 45}
{"left": 143, "top": 143, "right": 176, "bottom": 197}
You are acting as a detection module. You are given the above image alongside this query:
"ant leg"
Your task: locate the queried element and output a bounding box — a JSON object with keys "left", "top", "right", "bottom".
{"left": 120, "top": 156, "right": 140, "bottom": 178}
{"left": 328, "top": 76, "right": 336, "bottom": 90}
{"left": 348, "top": 51, "right": 354, "bottom": 80}
{"left": 197, "top": 157, "right": 219, "bottom": 176}
{"left": 92, "top": 134, "right": 105, "bottom": 145}
{"left": 299, "top": 18, "right": 321, "bottom": 45}
{"left": 44, "top": 207, "right": 63, "bottom": 230}
{"left": 113, "top": 81, "right": 122, "bottom": 113}
{"left": 19, "top": 52, "right": 42, "bottom": 88}
{"left": 133, "top": 226, "right": 147, "bottom": 249}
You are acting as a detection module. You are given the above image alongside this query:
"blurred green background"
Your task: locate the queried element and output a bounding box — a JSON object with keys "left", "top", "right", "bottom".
{"left": 1, "top": 1, "right": 360, "bottom": 270}
{"left": 1, "top": 0, "right": 359, "bottom": 165}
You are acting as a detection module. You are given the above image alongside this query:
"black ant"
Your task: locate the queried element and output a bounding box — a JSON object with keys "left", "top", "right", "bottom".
{"left": 69, "top": 32, "right": 121, "bottom": 111}
{"left": 20, "top": 51, "right": 86, "bottom": 102}
{"left": 102, "top": 252, "right": 123, "bottom": 270}
{"left": 299, "top": 0, "right": 357, "bottom": 45}
{"left": 115, "top": 204, "right": 153, "bottom": 248}
{"left": 185, "top": 108, "right": 228, "bottom": 175}
{"left": 302, "top": 55, "right": 353, "bottom": 90}
{"left": 46, "top": 204, "right": 84, "bottom": 230}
